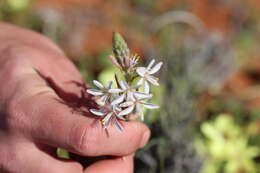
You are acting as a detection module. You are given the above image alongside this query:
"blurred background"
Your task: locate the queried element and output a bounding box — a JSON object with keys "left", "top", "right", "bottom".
{"left": 1, "top": 0, "right": 260, "bottom": 172}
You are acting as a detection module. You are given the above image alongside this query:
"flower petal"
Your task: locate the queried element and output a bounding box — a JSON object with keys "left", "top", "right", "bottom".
{"left": 114, "top": 119, "right": 124, "bottom": 132}
{"left": 111, "top": 94, "right": 125, "bottom": 105}
{"left": 101, "top": 112, "right": 113, "bottom": 126}
{"left": 149, "top": 62, "right": 163, "bottom": 74}
{"left": 90, "top": 109, "right": 105, "bottom": 116}
{"left": 108, "top": 88, "right": 123, "bottom": 94}
{"left": 134, "top": 92, "right": 152, "bottom": 100}
{"left": 126, "top": 91, "right": 134, "bottom": 101}
{"left": 93, "top": 80, "right": 104, "bottom": 89}
{"left": 113, "top": 105, "right": 122, "bottom": 112}
{"left": 146, "top": 75, "right": 159, "bottom": 86}
{"left": 96, "top": 95, "right": 108, "bottom": 105}
{"left": 100, "top": 95, "right": 108, "bottom": 102}
{"left": 118, "top": 105, "right": 135, "bottom": 116}
{"left": 119, "top": 80, "right": 128, "bottom": 90}
{"left": 147, "top": 59, "right": 155, "bottom": 70}
{"left": 143, "top": 103, "right": 159, "bottom": 109}
{"left": 120, "top": 101, "right": 134, "bottom": 107}
{"left": 116, "top": 114, "right": 126, "bottom": 120}
{"left": 144, "top": 81, "right": 150, "bottom": 94}
{"left": 86, "top": 89, "right": 104, "bottom": 96}
{"left": 136, "top": 67, "right": 147, "bottom": 77}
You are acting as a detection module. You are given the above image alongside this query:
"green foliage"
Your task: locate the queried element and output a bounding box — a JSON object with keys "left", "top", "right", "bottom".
{"left": 6, "top": 0, "right": 31, "bottom": 12}
{"left": 57, "top": 148, "right": 70, "bottom": 159}
{"left": 195, "top": 114, "right": 260, "bottom": 173}
{"left": 98, "top": 67, "right": 122, "bottom": 87}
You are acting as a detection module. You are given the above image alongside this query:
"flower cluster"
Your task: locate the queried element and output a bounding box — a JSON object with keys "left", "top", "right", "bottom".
{"left": 87, "top": 32, "right": 163, "bottom": 131}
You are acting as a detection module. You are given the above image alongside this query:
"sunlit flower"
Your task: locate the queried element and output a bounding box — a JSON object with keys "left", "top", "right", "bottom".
{"left": 109, "top": 80, "right": 141, "bottom": 105}
{"left": 90, "top": 105, "right": 125, "bottom": 131}
{"left": 136, "top": 59, "right": 163, "bottom": 93}
{"left": 118, "top": 92, "right": 159, "bottom": 121}
{"left": 86, "top": 80, "right": 121, "bottom": 105}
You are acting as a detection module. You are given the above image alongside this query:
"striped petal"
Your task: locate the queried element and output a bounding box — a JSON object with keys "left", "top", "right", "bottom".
{"left": 111, "top": 94, "right": 125, "bottom": 105}
{"left": 90, "top": 109, "right": 105, "bottom": 116}
{"left": 118, "top": 105, "right": 135, "bottom": 116}
{"left": 101, "top": 112, "right": 113, "bottom": 126}
{"left": 116, "top": 114, "right": 126, "bottom": 120}
{"left": 93, "top": 80, "right": 104, "bottom": 89}
{"left": 108, "top": 88, "right": 123, "bottom": 94}
{"left": 100, "top": 95, "right": 108, "bottom": 102}
{"left": 147, "top": 59, "right": 155, "bottom": 70}
{"left": 97, "top": 95, "right": 108, "bottom": 105}
{"left": 149, "top": 62, "right": 163, "bottom": 74}
{"left": 146, "top": 75, "right": 159, "bottom": 86}
{"left": 143, "top": 103, "right": 159, "bottom": 109}
{"left": 136, "top": 67, "right": 147, "bottom": 77}
{"left": 144, "top": 81, "right": 150, "bottom": 94}
{"left": 86, "top": 89, "right": 104, "bottom": 96}
{"left": 114, "top": 119, "right": 124, "bottom": 132}
{"left": 120, "top": 101, "right": 134, "bottom": 107}
{"left": 113, "top": 105, "right": 122, "bottom": 112}
{"left": 119, "top": 80, "right": 128, "bottom": 90}
{"left": 134, "top": 92, "right": 152, "bottom": 100}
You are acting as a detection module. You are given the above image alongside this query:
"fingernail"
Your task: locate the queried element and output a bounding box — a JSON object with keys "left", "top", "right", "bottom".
{"left": 140, "top": 130, "right": 150, "bottom": 148}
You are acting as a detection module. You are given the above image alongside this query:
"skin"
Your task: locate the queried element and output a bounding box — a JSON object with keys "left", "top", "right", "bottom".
{"left": 0, "top": 23, "right": 150, "bottom": 173}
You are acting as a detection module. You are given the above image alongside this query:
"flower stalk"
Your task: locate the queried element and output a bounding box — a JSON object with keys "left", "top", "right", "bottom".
{"left": 87, "top": 32, "right": 163, "bottom": 131}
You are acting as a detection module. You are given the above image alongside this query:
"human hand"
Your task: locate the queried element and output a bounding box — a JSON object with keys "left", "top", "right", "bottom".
{"left": 0, "top": 23, "right": 150, "bottom": 173}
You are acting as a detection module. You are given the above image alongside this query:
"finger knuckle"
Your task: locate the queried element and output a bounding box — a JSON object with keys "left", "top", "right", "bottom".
{"left": 68, "top": 122, "right": 99, "bottom": 155}
{"left": 0, "top": 45, "right": 31, "bottom": 81}
{"left": 5, "top": 96, "right": 26, "bottom": 131}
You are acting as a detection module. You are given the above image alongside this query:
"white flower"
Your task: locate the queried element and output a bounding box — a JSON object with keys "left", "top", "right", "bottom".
{"left": 118, "top": 92, "right": 159, "bottom": 121}
{"left": 89, "top": 105, "right": 124, "bottom": 131}
{"left": 136, "top": 59, "right": 163, "bottom": 93}
{"left": 109, "top": 80, "right": 140, "bottom": 105}
{"left": 86, "top": 80, "right": 121, "bottom": 105}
